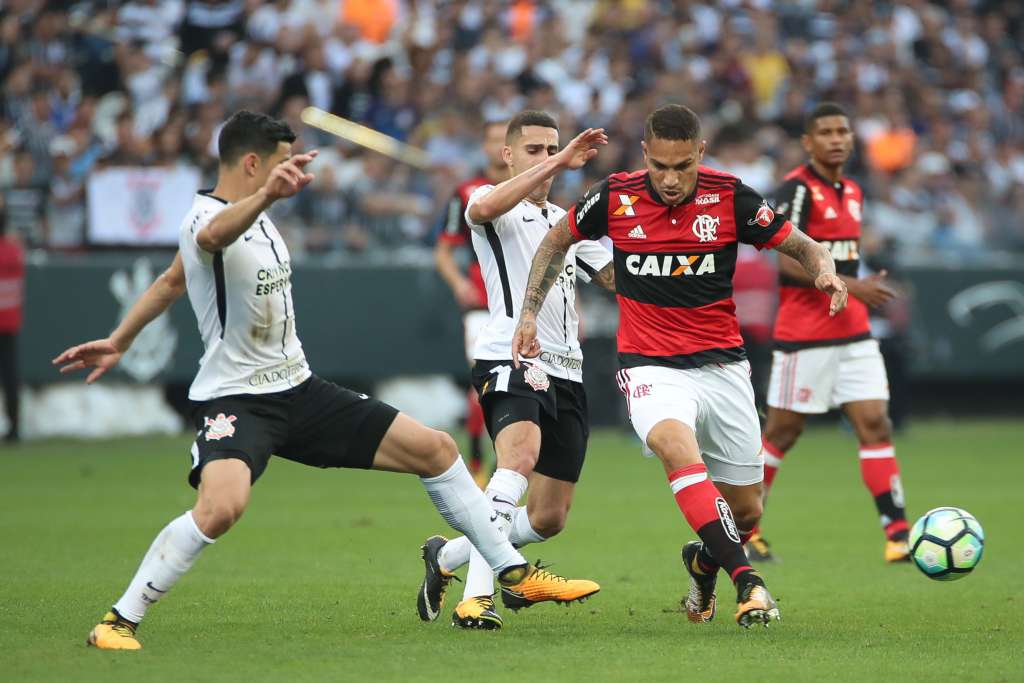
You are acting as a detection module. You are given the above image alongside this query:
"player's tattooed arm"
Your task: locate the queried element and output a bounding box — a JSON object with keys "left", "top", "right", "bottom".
{"left": 591, "top": 263, "right": 616, "bottom": 292}
{"left": 775, "top": 228, "right": 849, "bottom": 316}
{"left": 511, "top": 217, "right": 578, "bottom": 365}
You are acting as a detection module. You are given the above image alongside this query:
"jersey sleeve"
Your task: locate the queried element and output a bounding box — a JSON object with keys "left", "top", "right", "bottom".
{"left": 567, "top": 179, "right": 610, "bottom": 241}
{"left": 463, "top": 184, "right": 498, "bottom": 235}
{"left": 734, "top": 181, "right": 792, "bottom": 249}
{"left": 772, "top": 177, "right": 813, "bottom": 233}
{"left": 573, "top": 239, "right": 613, "bottom": 283}
{"left": 184, "top": 205, "right": 222, "bottom": 261}
{"left": 437, "top": 193, "right": 469, "bottom": 245}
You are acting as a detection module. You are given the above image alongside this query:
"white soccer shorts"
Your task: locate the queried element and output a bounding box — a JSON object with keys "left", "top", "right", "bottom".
{"left": 617, "top": 361, "right": 763, "bottom": 485}
{"left": 463, "top": 310, "right": 489, "bottom": 363}
{"left": 768, "top": 338, "right": 890, "bottom": 414}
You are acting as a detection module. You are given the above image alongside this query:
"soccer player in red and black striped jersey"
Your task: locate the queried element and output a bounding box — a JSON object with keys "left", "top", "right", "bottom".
{"left": 435, "top": 119, "right": 508, "bottom": 486}
{"left": 512, "top": 104, "right": 849, "bottom": 628}
{"left": 751, "top": 103, "right": 910, "bottom": 564}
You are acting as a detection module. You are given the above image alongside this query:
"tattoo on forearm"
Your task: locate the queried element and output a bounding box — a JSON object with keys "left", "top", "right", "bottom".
{"left": 593, "top": 263, "right": 615, "bottom": 292}
{"left": 778, "top": 231, "right": 835, "bottom": 280}
{"left": 522, "top": 219, "right": 572, "bottom": 316}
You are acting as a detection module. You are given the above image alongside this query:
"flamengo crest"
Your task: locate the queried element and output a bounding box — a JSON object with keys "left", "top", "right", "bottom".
{"left": 204, "top": 413, "right": 237, "bottom": 441}
{"left": 692, "top": 214, "right": 719, "bottom": 242}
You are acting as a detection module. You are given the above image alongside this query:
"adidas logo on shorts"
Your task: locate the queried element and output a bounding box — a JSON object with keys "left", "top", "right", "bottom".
{"left": 628, "top": 225, "right": 647, "bottom": 239}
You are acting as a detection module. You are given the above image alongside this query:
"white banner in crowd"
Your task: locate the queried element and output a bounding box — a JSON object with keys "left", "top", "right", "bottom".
{"left": 87, "top": 166, "right": 202, "bottom": 245}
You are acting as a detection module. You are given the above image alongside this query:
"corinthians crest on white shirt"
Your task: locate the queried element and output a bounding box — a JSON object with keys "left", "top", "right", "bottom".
{"left": 524, "top": 365, "right": 551, "bottom": 392}
{"left": 692, "top": 214, "right": 719, "bottom": 243}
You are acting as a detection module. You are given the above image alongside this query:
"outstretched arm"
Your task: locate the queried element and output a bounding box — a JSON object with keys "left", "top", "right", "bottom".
{"left": 52, "top": 252, "right": 186, "bottom": 383}
{"left": 511, "top": 217, "right": 578, "bottom": 365}
{"left": 467, "top": 129, "right": 606, "bottom": 224}
{"left": 774, "top": 229, "right": 849, "bottom": 316}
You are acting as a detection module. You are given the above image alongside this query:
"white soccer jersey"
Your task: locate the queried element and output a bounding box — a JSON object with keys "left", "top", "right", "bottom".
{"left": 180, "top": 192, "right": 311, "bottom": 401}
{"left": 466, "top": 184, "right": 612, "bottom": 383}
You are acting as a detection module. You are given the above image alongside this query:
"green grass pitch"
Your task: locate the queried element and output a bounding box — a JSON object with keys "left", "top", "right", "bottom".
{"left": 1, "top": 420, "right": 1021, "bottom": 682}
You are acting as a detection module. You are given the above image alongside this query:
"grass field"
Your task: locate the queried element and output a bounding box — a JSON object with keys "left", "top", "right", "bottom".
{"left": 1, "top": 420, "right": 1022, "bottom": 682}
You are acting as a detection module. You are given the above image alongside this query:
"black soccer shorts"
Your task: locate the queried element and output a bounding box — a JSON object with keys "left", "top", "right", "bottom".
{"left": 472, "top": 359, "right": 589, "bottom": 483}
{"left": 187, "top": 375, "right": 399, "bottom": 489}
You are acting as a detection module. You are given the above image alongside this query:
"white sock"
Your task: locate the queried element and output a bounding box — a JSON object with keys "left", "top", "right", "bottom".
{"left": 112, "top": 511, "right": 214, "bottom": 623}
{"left": 420, "top": 458, "right": 525, "bottom": 575}
{"left": 510, "top": 505, "right": 546, "bottom": 545}
{"left": 438, "top": 506, "right": 547, "bottom": 574}
{"left": 484, "top": 468, "right": 528, "bottom": 535}
{"left": 462, "top": 469, "right": 529, "bottom": 599}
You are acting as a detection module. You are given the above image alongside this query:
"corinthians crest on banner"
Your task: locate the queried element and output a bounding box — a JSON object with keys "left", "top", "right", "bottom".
{"left": 110, "top": 258, "right": 177, "bottom": 381}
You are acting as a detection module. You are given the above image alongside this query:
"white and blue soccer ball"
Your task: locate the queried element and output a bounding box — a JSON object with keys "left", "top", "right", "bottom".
{"left": 908, "top": 507, "right": 985, "bottom": 581}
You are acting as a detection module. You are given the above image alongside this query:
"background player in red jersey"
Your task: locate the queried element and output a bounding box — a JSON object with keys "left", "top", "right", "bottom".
{"left": 750, "top": 103, "right": 909, "bottom": 564}
{"left": 435, "top": 119, "right": 508, "bottom": 486}
{"left": 512, "top": 104, "right": 848, "bottom": 628}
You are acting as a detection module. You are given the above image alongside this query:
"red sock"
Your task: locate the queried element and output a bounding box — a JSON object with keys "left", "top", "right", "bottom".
{"left": 761, "top": 436, "right": 787, "bottom": 494}
{"left": 669, "top": 463, "right": 755, "bottom": 585}
{"left": 859, "top": 442, "right": 908, "bottom": 540}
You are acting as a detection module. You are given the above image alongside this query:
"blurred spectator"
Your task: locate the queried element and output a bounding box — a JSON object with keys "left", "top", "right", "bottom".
{"left": 0, "top": 0, "right": 1018, "bottom": 259}
{"left": 47, "top": 135, "right": 85, "bottom": 249}
{"left": 2, "top": 149, "right": 47, "bottom": 246}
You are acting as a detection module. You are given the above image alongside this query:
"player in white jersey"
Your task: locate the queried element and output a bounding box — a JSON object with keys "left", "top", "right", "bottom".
{"left": 416, "top": 111, "right": 613, "bottom": 630}
{"left": 53, "top": 110, "right": 598, "bottom": 650}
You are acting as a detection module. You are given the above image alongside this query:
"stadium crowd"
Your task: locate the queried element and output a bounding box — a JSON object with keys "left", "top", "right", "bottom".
{"left": 1, "top": 0, "right": 1022, "bottom": 258}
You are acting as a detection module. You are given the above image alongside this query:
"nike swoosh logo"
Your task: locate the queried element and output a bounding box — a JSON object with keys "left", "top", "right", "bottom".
{"left": 489, "top": 512, "right": 499, "bottom": 522}
{"left": 243, "top": 234, "right": 254, "bottom": 241}
{"left": 491, "top": 495, "right": 516, "bottom": 507}
{"left": 146, "top": 581, "right": 167, "bottom": 593}
{"left": 523, "top": 218, "right": 536, "bottom": 223}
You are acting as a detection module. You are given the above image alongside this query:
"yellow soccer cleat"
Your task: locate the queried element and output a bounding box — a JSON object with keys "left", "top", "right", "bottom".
{"left": 885, "top": 539, "right": 911, "bottom": 563}
{"left": 681, "top": 541, "right": 717, "bottom": 623}
{"left": 452, "top": 596, "right": 503, "bottom": 630}
{"left": 499, "top": 562, "right": 600, "bottom": 611}
{"left": 87, "top": 611, "right": 141, "bottom": 650}
{"left": 745, "top": 533, "right": 776, "bottom": 563}
{"left": 735, "top": 583, "right": 781, "bottom": 629}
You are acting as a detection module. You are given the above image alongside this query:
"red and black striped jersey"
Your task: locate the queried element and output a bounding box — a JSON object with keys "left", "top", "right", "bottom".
{"left": 772, "top": 164, "right": 870, "bottom": 350}
{"left": 568, "top": 167, "right": 792, "bottom": 370}
{"left": 438, "top": 175, "right": 490, "bottom": 310}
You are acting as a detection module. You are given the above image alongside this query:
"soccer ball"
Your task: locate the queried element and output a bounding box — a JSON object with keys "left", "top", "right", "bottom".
{"left": 908, "top": 507, "right": 985, "bottom": 581}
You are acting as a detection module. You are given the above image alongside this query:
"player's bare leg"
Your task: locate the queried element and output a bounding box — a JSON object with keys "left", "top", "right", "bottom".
{"left": 87, "top": 459, "right": 249, "bottom": 650}
{"left": 843, "top": 400, "right": 910, "bottom": 562}
{"left": 466, "top": 387, "right": 490, "bottom": 488}
{"left": 647, "top": 419, "right": 778, "bottom": 627}
{"left": 752, "top": 407, "right": 809, "bottom": 561}
{"left": 372, "top": 413, "right": 528, "bottom": 584}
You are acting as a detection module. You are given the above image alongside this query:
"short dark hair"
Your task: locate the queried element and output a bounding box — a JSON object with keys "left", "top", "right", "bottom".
{"left": 217, "top": 110, "right": 296, "bottom": 165}
{"left": 505, "top": 110, "right": 558, "bottom": 144}
{"left": 805, "top": 102, "right": 850, "bottom": 132}
{"left": 644, "top": 104, "right": 701, "bottom": 143}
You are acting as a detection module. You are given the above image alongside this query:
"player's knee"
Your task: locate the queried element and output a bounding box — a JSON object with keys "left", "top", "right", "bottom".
{"left": 858, "top": 413, "right": 892, "bottom": 444}
{"left": 731, "top": 499, "right": 763, "bottom": 532}
{"left": 646, "top": 431, "right": 694, "bottom": 468}
{"left": 529, "top": 506, "right": 569, "bottom": 538}
{"left": 495, "top": 427, "right": 540, "bottom": 475}
{"left": 765, "top": 420, "right": 802, "bottom": 452}
{"left": 417, "top": 429, "right": 459, "bottom": 477}
{"left": 194, "top": 498, "right": 247, "bottom": 538}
